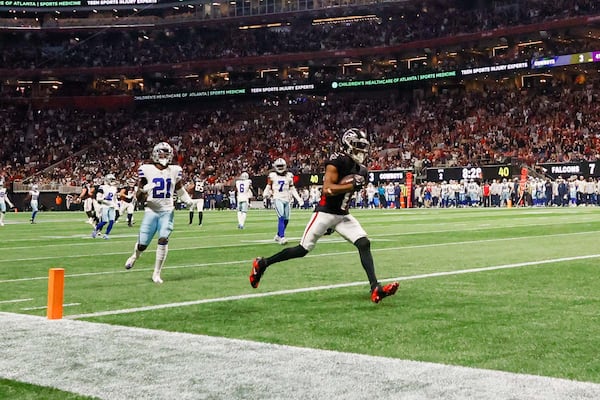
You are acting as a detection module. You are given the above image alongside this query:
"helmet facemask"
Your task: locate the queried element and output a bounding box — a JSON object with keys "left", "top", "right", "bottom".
{"left": 104, "top": 174, "right": 117, "bottom": 186}
{"left": 341, "top": 128, "right": 370, "bottom": 164}
{"left": 152, "top": 142, "right": 174, "bottom": 167}
{"left": 273, "top": 158, "right": 287, "bottom": 173}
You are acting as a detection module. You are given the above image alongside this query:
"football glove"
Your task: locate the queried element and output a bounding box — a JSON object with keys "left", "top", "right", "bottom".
{"left": 353, "top": 175, "right": 366, "bottom": 190}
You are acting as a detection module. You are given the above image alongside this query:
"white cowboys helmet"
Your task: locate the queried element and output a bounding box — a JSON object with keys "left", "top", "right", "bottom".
{"left": 273, "top": 158, "right": 287, "bottom": 174}
{"left": 341, "top": 128, "right": 370, "bottom": 164}
{"left": 240, "top": 172, "right": 249, "bottom": 180}
{"left": 152, "top": 142, "right": 174, "bottom": 167}
{"left": 104, "top": 173, "right": 117, "bottom": 186}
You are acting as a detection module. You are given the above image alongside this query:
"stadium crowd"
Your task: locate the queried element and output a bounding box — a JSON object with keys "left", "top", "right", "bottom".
{"left": 1, "top": 75, "right": 599, "bottom": 189}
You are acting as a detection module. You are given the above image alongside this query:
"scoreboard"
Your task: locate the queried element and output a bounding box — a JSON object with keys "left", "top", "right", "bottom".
{"left": 532, "top": 51, "right": 600, "bottom": 69}
{"left": 426, "top": 165, "right": 516, "bottom": 182}
{"left": 537, "top": 161, "right": 600, "bottom": 178}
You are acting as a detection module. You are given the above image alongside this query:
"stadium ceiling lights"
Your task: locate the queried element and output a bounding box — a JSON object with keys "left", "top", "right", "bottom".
{"left": 312, "top": 14, "right": 378, "bottom": 26}
{"left": 492, "top": 45, "right": 508, "bottom": 57}
{"left": 405, "top": 56, "right": 427, "bottom": 69}
{"left": 238, "top": 22, "right": 287, "bottom": 30}
{"left": 517, "top": 40, "right": 543, "bottom": 47}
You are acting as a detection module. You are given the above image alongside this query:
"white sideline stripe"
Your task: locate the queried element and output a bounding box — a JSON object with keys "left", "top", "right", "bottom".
{"left": 2, "top": 312, "right": 600, "bottom": 400}
{"left": 0, "top": 298, "right": 32, "bottom": 304}
{"left": 66, "top": 253, "right": 600, "bottom": 320}
{"left": 20, "top": 303, "right": 80, "bottom": 311}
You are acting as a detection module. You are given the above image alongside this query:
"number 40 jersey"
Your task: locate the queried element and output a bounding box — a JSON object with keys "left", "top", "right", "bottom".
{"left": 138, "top": 163, "right": 183, "bottom": 213}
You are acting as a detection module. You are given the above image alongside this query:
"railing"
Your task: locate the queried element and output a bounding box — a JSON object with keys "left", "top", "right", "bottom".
{"left": 12, "top": 181, "right": 81, "bottom": 194}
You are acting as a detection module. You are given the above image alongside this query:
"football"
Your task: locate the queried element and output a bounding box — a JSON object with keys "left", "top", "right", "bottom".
{"left": 339, "top": 174, "right": 357, "bottom": 185}
{"left": 339, "top": 174, "right": 365, "bottom": 191}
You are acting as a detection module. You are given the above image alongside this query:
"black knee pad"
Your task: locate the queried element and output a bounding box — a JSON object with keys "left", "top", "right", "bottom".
{"left": 138, "top": 244, "right": 148, "bottom": 251}
{"left": 354, "top": 237, "right": 370, "bottom": 251}
{"left": 158, "top": 237, "right": 169, "bottom": 245}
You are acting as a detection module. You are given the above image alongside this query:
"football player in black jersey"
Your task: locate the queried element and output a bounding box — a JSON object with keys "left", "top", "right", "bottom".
{"left": 250, "top": 128, "right": 399, "bottom": 303}
{"left": 188, "top": 174, "right": 206, "bottom": 226}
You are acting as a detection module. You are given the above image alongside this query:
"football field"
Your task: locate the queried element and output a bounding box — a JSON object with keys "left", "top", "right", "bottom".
{"left": 1, "top": 206, "right": 600, "bottom": 399}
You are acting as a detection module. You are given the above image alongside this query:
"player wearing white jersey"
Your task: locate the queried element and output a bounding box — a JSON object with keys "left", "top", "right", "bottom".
{"left": 385, "top": 182, "right": 396, "bottom": 208}
{"left": 263, "top": 158, "right": 302, "bottom": 244}
{"left": 124, "top": 142, "right": 193, "bottom": 284}
{"left": 0, "top": 181, "right": 14, "bottom": 226}
{"left": 25, "top": 184, "right": 40, "bottom": 223}
{"left": 309, "top": 186, "right": 321, "bottom": 209}
{"left": 92, "top": 174, "right": 119, "bottom": 239}
{"left": 364, "top": 183, "right": 376, "bottom": 208}
{"left": 235, "top": 172, "right": 253, "bottom": 229}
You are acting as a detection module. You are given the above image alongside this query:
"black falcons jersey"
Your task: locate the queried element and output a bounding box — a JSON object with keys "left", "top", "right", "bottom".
{"left": 121, "top": 186, "right": 135, "bottom": 203}
{"left": 193, "top": 179, "right": 205, "bottom": 199}
{"left": 316, "top": 152, "right": 366, "bottom": 215}
{"left": 80, "top": 184, "right": 93, "bottom": 199}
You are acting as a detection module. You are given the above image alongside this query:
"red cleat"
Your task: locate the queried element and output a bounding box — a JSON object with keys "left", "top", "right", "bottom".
{"left": 371, "top": 282, "right": 399, "bottom": 303}
{"left": 250, "top": 257, "right": 265, "bottom": 288}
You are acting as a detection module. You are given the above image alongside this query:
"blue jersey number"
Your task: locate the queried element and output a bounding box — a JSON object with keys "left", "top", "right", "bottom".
{"left": 152, "top": 177, "right": 172, "bottom": 198}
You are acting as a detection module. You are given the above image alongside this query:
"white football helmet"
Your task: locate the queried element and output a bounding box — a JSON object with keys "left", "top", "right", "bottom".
{"left": 104, "top": 173, "right": 117, "bottom": 186}
{"left": 31, "top": 184, "right": 39, "bottom": 191}
{"left": 341, "top": 128, "right": 370, "bottom": 164}
{"left": 152, "top": 142, "right": 174, "bottom": 167}
{"left": 273, "top": 158, "right": 287, "bottom": 173}
{"left": 240, "top": 172, "right": 249, "bottom": 180}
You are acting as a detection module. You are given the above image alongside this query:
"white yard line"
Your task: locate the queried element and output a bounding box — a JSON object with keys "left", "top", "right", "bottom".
{"left": 1, "top": 229, "right": 598, "bottom": 284}
{"left": 66, "top": 253, "right": 600, "bottom": 320}
{"left": 1, "top": 312, "right": 599, "bottom": 400}
{"left": 0, "top": 298, "right": 32, "bottom": 304}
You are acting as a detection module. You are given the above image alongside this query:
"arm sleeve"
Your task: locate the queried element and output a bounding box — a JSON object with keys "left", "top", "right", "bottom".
{"left": 263, "top": 184, "right": 271, "bottom": 198}
{"left": 176, "top": 186, "right": 193, "bottom": 205}
{"left": 290, "top": 186, "right": 302, "bottom": 203}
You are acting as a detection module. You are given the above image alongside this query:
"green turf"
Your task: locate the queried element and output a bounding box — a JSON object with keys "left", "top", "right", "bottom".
{"left": 0, "top": 378, "right": 99, "bottom": 400}
{"left": 2, "top": 206, "right": 600, "bottom": 393}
